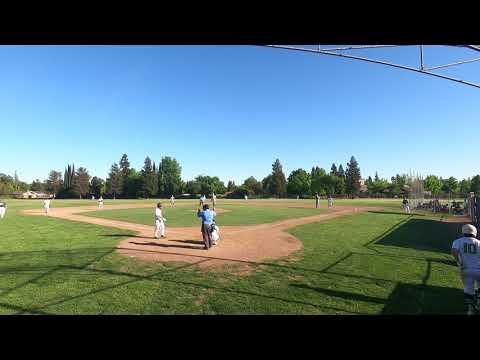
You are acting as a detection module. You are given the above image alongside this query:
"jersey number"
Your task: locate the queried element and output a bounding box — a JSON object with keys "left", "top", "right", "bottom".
{"left": 463, "top": 244, "right": 477, "bottom": 254}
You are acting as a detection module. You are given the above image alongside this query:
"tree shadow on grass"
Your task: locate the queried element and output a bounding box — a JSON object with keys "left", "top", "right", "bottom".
{"left": 367, "top": 211, "right": 425, "bottom": 217}
{"left": 291, "top": 282, "right": 464, "bottom": 314}
{"left": 381, "top": 283, "right": 463, "bottom": 314}
{"left": 375, "top": 218, "right": 462, "bottom": 254}
{"left": 290, "top": 283, "right": 386, "bottom": 305}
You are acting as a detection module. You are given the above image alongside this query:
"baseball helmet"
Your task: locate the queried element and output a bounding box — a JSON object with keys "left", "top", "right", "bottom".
{"left": 462, "top": 224, "right": 477, "bottom": 237}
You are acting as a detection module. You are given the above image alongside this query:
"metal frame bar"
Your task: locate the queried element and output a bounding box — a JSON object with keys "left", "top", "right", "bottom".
{"left": 465, "top": 45, "right": 480, "bottom": 52}
{"left": 262, "top": 45, "right": 480, "bottom": 89}
{"left": 312, "top": 45, "right": 400, "bottom": 52}
{"left": 425, "top": 57, "right": 480, "bottom": 71}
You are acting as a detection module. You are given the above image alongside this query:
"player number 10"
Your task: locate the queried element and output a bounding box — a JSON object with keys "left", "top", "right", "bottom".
{"left": 464, "top": 243, "right": 478, "bottom": 254}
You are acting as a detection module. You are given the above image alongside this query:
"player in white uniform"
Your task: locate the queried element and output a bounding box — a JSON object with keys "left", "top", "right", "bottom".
{"left": 211, "top": 192, "right": 217, "bottom": 210}
{"left": 0, "top": 200, "right": 7, "bottom": 219}
{"left": 98, "top": 196, "right": 104, "bottom": 209}
{"left": 154, "top": 203, "right": 167, "bottom": 239}
{"left": 170, "top": 195, "right": 175, "bottom": 207}
{"left": 43, "top": 199, "right": 51, "bottom": 215}
{"left": 402, "top": 198, "right": 411, "bottom": 214}
{"left": 328, "top": 195, "right": 333, "bottom": 208}
{"left": 452, "top": 224, "right": 480, "bottom": 314}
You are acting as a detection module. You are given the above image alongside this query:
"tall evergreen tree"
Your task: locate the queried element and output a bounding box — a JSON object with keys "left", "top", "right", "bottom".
{"left": 106, "top": 163, "right": 122, "bottom": 199}
{"left": 119, "top": 154, "right": 131, "bottom": 193}
{"left": 227, "top": 180, "right": 237, "bottom": 192}
{"left": 62, "top": 164, "right": 76, "bottom": 192}
{"left": 374, "top": 172, "right": 380, "bottom": 182}
{"left": 345, "top": 156, "right": 361, "bottom": 196}
{"left": 338, "top": 164, "right": 345, "bottom": 179}
{"left": 269, "top": 159, "right": 287, "bottom": 197}
{"left": 367, "top": 176, "right": 373, "bottom": 186}
{"left": 330, "top": 163, "right": 338, "bottom": 176}
{"left": 140, "top": 156, "right": 156, "bottom": 198}
{"left": 152, "top": 161, "right": 159, "bottom": 196}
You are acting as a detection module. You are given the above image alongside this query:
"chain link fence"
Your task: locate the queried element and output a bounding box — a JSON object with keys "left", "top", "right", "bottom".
{"left": 466, "top": 193, "right": 480, "bottom": 226}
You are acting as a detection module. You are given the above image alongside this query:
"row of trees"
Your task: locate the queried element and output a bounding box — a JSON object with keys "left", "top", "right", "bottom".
{"left": 423, "top": 175, "right": 480, "bottom": 198}
{"left": 227, "top": 157, "right": 362, "bottom": 198}
{"left": 0, "top": 172, "right": 29, "bottom": 195}
{"left": 105, "top": 155, "right": 183, "bottom": 199}
{"left": 3, "top": 154, "right": 480, "bottom": 199}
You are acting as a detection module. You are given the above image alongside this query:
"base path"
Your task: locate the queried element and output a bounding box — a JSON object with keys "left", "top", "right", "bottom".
{"left": 23, "top": 204, "right": 380, "bottom": 270}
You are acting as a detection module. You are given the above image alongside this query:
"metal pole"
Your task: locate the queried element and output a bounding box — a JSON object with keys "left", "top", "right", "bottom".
{"left": 420, "top": 45, "right": 424, "bottom": 71}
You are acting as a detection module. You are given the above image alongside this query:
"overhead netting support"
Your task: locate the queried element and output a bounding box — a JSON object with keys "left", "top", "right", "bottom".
{"left": 406, "top": 172, "right": 424, "bottom": 210}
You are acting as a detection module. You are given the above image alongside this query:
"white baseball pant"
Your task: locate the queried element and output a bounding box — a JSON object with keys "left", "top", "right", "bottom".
{"left": 154, "top": 220, "right": 165, "bottom": 238}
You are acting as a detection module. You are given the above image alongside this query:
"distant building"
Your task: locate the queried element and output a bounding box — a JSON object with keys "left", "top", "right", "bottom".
{"left": 12, "top": 191, "right": 52, "bottom": 199}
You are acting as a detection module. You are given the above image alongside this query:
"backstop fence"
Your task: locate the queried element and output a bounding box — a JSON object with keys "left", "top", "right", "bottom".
{"left": 466, "top": 193, "right": 480, "bottom": 226}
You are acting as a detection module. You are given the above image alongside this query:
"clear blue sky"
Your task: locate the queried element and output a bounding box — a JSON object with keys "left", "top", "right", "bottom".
{"left": 1, "top": 45, "right": 479, "bottom": 184}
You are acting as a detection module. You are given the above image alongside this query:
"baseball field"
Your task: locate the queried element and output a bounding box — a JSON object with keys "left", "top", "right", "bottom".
{"left": 0, "top": 198, "right": 466, "bottom": 314}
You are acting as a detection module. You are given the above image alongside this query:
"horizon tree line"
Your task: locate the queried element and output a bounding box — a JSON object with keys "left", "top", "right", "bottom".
{"left": 2, "top": 154, "right": 480, "bottom": 199}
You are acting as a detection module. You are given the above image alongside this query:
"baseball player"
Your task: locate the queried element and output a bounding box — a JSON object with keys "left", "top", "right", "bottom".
{"left": 170, "top": 195, "right": 175, "bottom": 207}
{"left": 211, "top": 192, "right": 217, "bottom": 210}
{"left": 452, "top": 224, "right": 480, "bottom": 315}
{"left": 98, "top": 196, "right": 104, "bottom": 209}
{"left": 0, "top": 199, "right": 7, "bottom": 219}
{"left": 43, "top": 198, "right": 51, "bottom": 215}
{"left": 199, "top": 194, "right": 206, "bottom": 207}
{"left": 402, "top": 197, "right": 410, "bottom": 214}
{"left": 328, "top": 195, "right": 333, "bottom": 208}
{"left": 244, "top": 194, "right": 248, "bottom": 201}
{"left": 315, "top": 193, "right": 320, "bottom": 209}
{"left": 154, "top": 203, "right": 167, "bottom": 239}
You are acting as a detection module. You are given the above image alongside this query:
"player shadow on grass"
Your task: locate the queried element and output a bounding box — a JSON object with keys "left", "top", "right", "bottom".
{"left": 128, "top": 241, "right": 204, "bottom": 250}
{"left": 101, "top": 234, "right": 205, "bottom": 247}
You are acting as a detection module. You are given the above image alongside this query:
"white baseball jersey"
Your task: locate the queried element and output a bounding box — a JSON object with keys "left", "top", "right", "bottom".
{"left": 43, "top": 200, "right": 51, "bottom": 208}
{"left": 155, "top": 208, "right": 164, "bottom": 221}
{"left": 452, "top": 237, "right": 480, "bottom": 271}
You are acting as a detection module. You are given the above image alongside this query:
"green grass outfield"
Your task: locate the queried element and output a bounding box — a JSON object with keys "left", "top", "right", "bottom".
{"left": 0, "top": 198, "right": 466, "bottom": 314}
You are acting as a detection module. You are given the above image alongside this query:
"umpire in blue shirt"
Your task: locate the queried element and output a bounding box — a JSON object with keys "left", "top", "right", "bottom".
{"left": 197, "top": 204, "right": 217, "bottom": 250}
